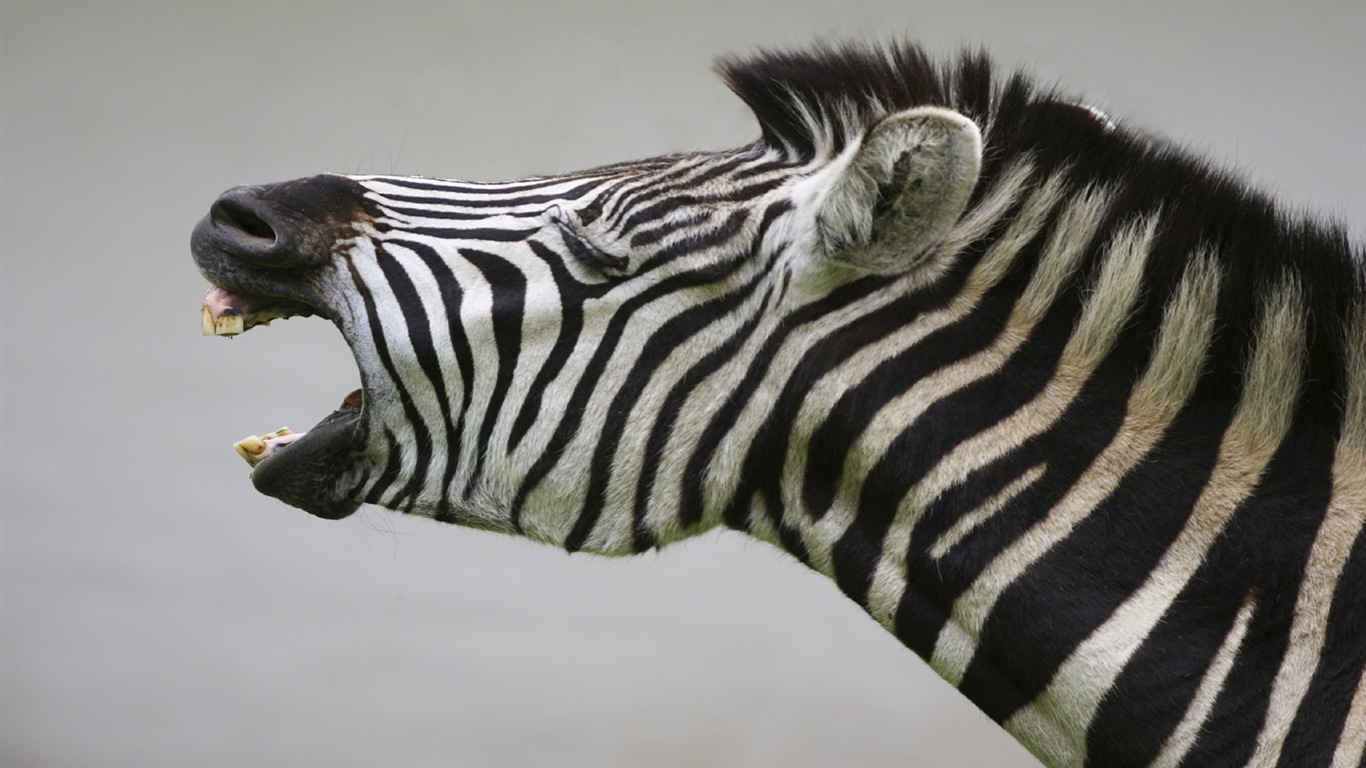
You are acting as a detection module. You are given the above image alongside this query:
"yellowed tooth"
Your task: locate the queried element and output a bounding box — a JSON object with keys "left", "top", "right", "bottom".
{"left": 233, "top": 428, "right": 295, "bottom": 467}
{"left": 234, "top": 435, "right": 267, "bottom": 463}
{"left": 201, "top": 306, "right": 215, "bottom": 336}
{"left": 214, "top": 314, "right": 245, "bottom": 337}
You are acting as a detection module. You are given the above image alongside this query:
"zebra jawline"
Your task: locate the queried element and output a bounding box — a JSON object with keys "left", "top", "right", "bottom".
{"left": 248, "top": 406, "right": 364, "bottom": 520}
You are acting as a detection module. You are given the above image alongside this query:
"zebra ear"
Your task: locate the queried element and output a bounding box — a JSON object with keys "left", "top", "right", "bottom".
{"left": 813, "top": 107, "right": 982, "bottom": 274}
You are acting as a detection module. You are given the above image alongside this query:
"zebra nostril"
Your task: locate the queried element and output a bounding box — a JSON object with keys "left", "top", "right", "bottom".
{"left": 203, "top": 189, "right": 314, "bottom": 268}
{"left": 211, "top": 195, "right": 278, "bottom": 245}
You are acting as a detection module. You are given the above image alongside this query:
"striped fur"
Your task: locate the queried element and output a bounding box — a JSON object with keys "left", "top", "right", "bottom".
{"left": 197, "top": 42, "right": 1364, "bottom": 767}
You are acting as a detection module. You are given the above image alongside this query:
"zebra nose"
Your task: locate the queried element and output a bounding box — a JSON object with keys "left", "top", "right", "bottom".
{"left": 204, "top": 186, "right": 309, "bottom": 268}
{"left": 212, "top": 189, "right": 276, "bottom": 244}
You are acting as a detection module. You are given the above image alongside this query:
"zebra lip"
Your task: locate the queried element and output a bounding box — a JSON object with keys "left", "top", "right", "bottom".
{"left": 201, "top": 286, "right": 316, "bottom": 337}
{"left": 248, "top": 400, "right": 365, "bottom": 520}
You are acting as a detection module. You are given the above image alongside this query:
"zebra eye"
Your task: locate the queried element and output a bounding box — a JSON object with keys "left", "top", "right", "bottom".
{"left": 577, "top": 202, "right": 604, "bottom": 226}
{"left": 555, "top": 220, "right": 629, "bottom": 273}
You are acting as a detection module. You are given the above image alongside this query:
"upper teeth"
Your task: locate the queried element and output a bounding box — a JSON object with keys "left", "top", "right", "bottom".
{"left": 202, "top": 305, "right": 245, "bottom": 336}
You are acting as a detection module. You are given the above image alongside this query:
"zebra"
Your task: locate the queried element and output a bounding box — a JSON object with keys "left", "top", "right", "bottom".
{"left": 191, "top": 42, "right": 1365, "bottom": 768}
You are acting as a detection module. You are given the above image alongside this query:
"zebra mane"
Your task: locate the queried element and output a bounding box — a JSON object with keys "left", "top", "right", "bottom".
{"left": 716, "top": 40, "right": 1167, "bottom": 168}
{"left": 717, "top": 41, "right": 1004, "bottom": 161}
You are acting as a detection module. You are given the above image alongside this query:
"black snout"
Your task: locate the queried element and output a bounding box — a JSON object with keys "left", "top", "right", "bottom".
{"left": 192, "top": 174, "right": 376, "bottom": 272}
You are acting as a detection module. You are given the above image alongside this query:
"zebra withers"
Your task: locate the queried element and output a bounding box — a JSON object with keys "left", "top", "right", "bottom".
{"left": 191, "top": 42, "right": 1365, "bottom": 768}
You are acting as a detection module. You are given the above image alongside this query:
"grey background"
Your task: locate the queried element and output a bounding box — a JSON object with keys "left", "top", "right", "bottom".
{"left": 2, "top": 1, "right": 1361, "bottom": 766}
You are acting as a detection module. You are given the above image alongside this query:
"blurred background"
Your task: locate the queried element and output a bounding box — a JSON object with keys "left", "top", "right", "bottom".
{"left": 3, "top": 1, "right": 1361, "bottom": 766}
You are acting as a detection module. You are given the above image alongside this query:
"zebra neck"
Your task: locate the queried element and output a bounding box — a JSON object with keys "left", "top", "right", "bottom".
{"left": 731, "top": 168, "right": 1366, "bottom": 766}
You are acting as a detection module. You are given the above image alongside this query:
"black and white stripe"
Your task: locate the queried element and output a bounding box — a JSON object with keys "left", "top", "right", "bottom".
{"left": 217, "top": 42, "right": 1365, "bottom": 768}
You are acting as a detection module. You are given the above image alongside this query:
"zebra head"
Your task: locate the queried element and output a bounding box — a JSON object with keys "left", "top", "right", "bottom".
{"left": 192, "top": 49, "right": 988, "bottom": 552}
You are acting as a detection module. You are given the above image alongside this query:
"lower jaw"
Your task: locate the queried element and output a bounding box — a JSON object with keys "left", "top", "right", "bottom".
{"left": 245, "top": 400, "right": 366, "bottom": 520}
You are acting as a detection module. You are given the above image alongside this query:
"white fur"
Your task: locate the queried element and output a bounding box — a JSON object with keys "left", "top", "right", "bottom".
{"left": 794, "top": 170, "right": 1070, "bottom": 579}
{"left": 1334, "top": 662, "right": 1366, "bottom": 768}
{"left": 930, "top": 464, "right": 1048, "bottom": 561}
{"left": 927, "top": 213, "right": 1162, "bottom": 689}
{"left": 1150, "top": 594, "right": 1258, "bottom": 768}
{"left": 1002, "top": 251, "right": 1226, "bottom": 767}
{"left": 1249, "top": 300, "right": 1365, "bottom": 767}
{"left": 861, "top": 184, "right": 1113, "bottom": 629}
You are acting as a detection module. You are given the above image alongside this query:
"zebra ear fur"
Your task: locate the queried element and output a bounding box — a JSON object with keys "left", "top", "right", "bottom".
{"left": 814, "top": 107, "right": 982, "bottom": 274}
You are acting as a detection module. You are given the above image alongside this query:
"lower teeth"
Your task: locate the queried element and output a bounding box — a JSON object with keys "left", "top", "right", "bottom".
{"left": 233, "top": 427, "right": 302, "bottom": 467}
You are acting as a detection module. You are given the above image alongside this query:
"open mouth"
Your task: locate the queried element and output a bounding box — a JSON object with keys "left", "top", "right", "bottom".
{"left": 193, "top": 175, "right": 383, "bottom": 520}
{"left": 200, "top": 284, "right": 365, "bottom": 520}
